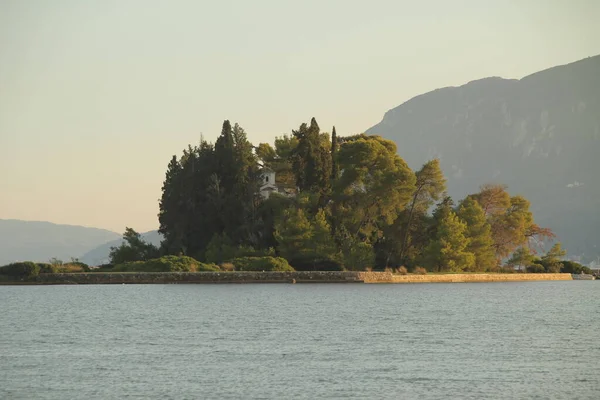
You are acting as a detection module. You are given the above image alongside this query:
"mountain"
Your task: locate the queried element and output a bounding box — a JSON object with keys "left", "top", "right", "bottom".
{"left": 0, "top": 219, "right": 121, "bottom": 265}
{"left": 79, "top": 230, "right": 163, "bottom": 266}
{"left": 367, "top": 55, "right": 600, "bottom": 263}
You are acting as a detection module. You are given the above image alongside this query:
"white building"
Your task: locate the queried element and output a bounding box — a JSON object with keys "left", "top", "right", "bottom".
{"left": 259, "top": 169, "right": 296, "bottom": 199}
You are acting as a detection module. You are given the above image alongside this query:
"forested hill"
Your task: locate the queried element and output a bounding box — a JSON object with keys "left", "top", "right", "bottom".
{"left": 366, "top": 55, "right": 600, "bottom": 263}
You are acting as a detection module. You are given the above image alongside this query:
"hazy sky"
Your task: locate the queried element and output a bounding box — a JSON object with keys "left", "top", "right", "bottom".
{"left": 1, "top": 0, "right": 599, "bottom": 233}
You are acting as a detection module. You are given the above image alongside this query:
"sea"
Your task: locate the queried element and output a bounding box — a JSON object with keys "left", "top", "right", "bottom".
{"left": 1, "top": 281, "right": 599, "bottom": 399}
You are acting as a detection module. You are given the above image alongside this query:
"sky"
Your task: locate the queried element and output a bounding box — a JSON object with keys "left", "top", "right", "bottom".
{"left": 1, "top": 0, "right": 599, "bottom": 233}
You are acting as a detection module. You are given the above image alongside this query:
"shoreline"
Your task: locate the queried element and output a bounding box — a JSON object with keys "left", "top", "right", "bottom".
{"left": 0, "top": 271, "right": 575, "bottom": 285}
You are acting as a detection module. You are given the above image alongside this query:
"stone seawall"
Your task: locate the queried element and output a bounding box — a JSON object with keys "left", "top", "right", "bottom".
{"left": 365, "top": 273, "right": 573, "bottom": 283}
{"left": 1, "top": 271, "right": 574, "bottom": 285}
{"left": 27, "top": 271, "right": 364, "bottom": 285}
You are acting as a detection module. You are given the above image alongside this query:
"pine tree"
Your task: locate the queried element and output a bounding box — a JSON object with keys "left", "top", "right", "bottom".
{"left": 422, "top": 210, "right": 475, "bottom": 272}
{"left": 507, "top": 247, "right": 535, "bottom": 271}
{"left": 457, "top": 197, "right": 496, "bottom": 271}
{"left": 398, "top": 159, "right": 446, "bottom": 264}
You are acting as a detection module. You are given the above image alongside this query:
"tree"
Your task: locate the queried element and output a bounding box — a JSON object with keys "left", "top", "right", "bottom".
{"left": 470, "top": 185, "right": 536, "bottom": 260}
{"left": 457, "top": 197, "right": 496, "bottom": 271}
{"left": 274, "top": 207, "right": 314, "bottom": 270}
{"left": 333, "top": 135, "right": 415, "bottom": 243}
{"left": 398, "top": 159, "right": 446, "bottom": 265}
{"left": 292, "top": 118, "right": 332, "bottom": 198}
{"left": 274, "top": 207, "right": 341, "bottom": 270}
{"left": 421, "top": 211, "right": 475, "bottom": 272}
{"left": 331, "top": 126, "right": 339, "bottom": 181}
{"left": 109, "top": 228, "right": 159, "bottom": 264}
{"left": 471, "top": 184, "right": 510, "bottom": 218}
{"left": 491, "top": 195, "right": 534, "bottom": 259}
{"left": 158, "top": 155, "right": 185, "bottom": 254}
{"left": 506, "top": 247, "right": 535, "bottom": 271}
{"left": 541, "top": 243, "right": 566, "bottom": 272}
{"left": 255, "top": 143, "right": 277, "bottom": 168}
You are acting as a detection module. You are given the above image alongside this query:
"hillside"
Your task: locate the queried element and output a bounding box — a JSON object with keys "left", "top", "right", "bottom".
{"left": 367, "top": 55, "right": 600, "bottom": 262}
{"left": 0, "top": 219, "right": 121, "bottom": 265}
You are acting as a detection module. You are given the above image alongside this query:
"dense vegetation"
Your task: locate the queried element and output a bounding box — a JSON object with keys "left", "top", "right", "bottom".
{"left": 1, "top": 118, "right": 588, "bottom": 278}
{"left": 151, "top": 118, "right": 567, "bottom": 273}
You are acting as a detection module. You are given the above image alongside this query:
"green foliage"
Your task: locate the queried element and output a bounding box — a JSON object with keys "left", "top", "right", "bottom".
{"left": 292, "top": 118, "right": 332, "bottom": 198}
{"left": 397, "top": 159, "right": 446, "bottom": 265}
{"left": 506, "top": 247, "right": 535, "bottom": 271}
{"left": 526, "top": 263, "right": 546, "bottom": 273}
{"left": 560, "top": 260, "right": 590, "bottom": 274}
{"left": 37, "top": 263, "right": 58, "bottom": 274}
{"left": 158, "top": 121, "right": 260, "bottom": 257}
{"left": 113, "top": 256, "right": 219, "bottom": 272}
{"left": 204, "top": 233, "right": 237, "bottom": 264}
{"left": 0, "top": 262, "right": 40, "bottom": 279}
{"left": 229, "top": 256, "right": 294, "bottom": 272}
{"left": 334, "top": 135, "right": 415, "bottom": 253}
{"left": 421, "top": 210, "right": 475, "bottom": 272}
{"left": 342, "top": 240, "right": 375, "bottom": 271}
{"left": 109, "top": 228, "right": 159, "bottom": 264}
{"left": 274, "top": 207, "right": 343, "bottom": 271}
{"left": 457, "top": 197, "right": 496, "bottom": 271}
{"left": 157, "top": 119, "right": 553, "bottom": 273}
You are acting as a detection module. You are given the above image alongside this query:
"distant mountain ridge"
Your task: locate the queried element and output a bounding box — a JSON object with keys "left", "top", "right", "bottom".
{"left": 367, "top": 55, "right": 600, "bottom": 262}
{"left": 0, "top": 219, "right": 121, "bottom": 265}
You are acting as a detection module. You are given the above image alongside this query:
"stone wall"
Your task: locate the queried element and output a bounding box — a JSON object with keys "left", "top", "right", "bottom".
{"left": 388, "top": 273, "right": 573, "bottom": 283}
{"left": 2, "top": 271, "right": 574, "bottom": 285}
{"left": 29, "top": 271, "right": 364, "bottom": 285}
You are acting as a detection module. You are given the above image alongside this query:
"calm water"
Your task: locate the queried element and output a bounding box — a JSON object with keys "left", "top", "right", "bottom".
{"left": 1, "top": 282, "right": 599, "bottom": 399}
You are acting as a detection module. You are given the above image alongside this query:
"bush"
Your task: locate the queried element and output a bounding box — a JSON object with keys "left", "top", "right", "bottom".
{"left": 397, "top": 266, "right": 408, "bottom": 275}
{"left": 561, "top": 261, "right": 592, "bottom": 275}
{"left": 413, "top": 267, "right": 427, "bottom": 275}
{"left": 65, "top": 261, "right": 90, "bottom": 272}
{"left": 287, "top": 256, "right": 344, "bottom": 271}
{"left": 230, "top": 257, "right": 294, "bottom": 272}
{"left": 526, "top": 264, "right": 546, "bottom": 273}
{"left": 113, "top": 256, "right": 220, "bottom": 272}
{"left": 545, "top": 263, "right": 561, "bottom": 273}
{"left": 219, "top": 262, "right": 235, "bottom": 272}
{"left": 58, "top": 263, "right": 90, "bottom": 273}
{"left": 0, "top": 262, "right": 41, "bottom": 279}
{"left": 37, "top": 263, "right": 59, "bottom": 274}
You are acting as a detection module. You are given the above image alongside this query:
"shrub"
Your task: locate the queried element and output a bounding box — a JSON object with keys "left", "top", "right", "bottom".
{"left": 230, "top": 257, "right": 294, "bottom": 272}
{"left": 0, "top": 262, "right": 41, "bottom": 279}
{"left": 413, "top": 267, "right": 427, "bottom": 275}
{"left": 219, "top": 262, "right": 235, "bottom": 272}
{"left": 397, "top": 266, "right": 408, "bottom": 275}
{"left": 58, "top": 263, "right": 90, "bottom": 273}
{"left": 526, "top": 264, "right": 546, "bottom": 273}
{"left": 545, "top": 263, "right": 561, "bottom": 273}
{"left": 561, "top": 261, "right": 592, "bottom": 275}
{"left": 112, "top": 256, "right": 219, "bottom": 273}
{"left": 37, "top": 263, "right": 59, "bottom": 274}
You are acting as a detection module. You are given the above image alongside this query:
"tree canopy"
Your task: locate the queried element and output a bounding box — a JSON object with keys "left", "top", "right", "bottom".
{"left": 156, "top": 118, "right": 555, "bottom": 272}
